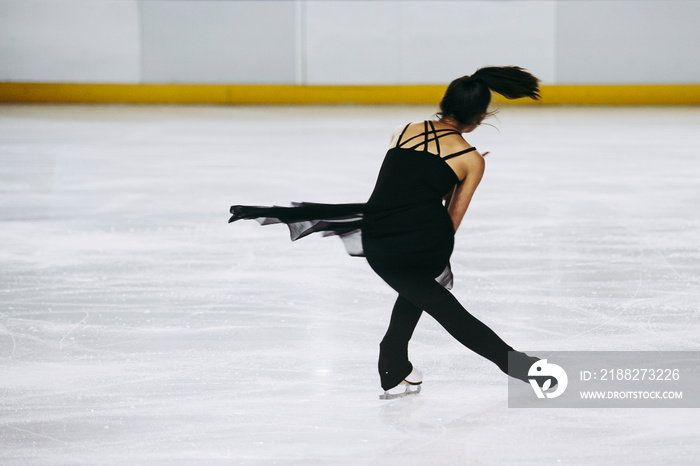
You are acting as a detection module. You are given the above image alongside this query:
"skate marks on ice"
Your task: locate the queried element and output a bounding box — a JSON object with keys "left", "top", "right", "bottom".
{"left": 1, "top": 105, "right": 699, "bottom": 464}
{"left": 0, "top": 319, "right": 17, "bottom": 358}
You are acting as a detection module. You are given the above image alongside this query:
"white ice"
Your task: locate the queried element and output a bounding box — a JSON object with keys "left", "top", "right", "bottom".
{"left": 1, "top": 104, "right": 699, "bottom": 465}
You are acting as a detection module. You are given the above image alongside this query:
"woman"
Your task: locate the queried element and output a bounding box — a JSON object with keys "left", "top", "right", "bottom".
{"left": 229, "top": 66, "right": 541, "bottom": 399}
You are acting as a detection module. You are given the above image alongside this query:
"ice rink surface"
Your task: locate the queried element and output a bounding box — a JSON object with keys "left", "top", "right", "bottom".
{"left": 1, "top": 104, "right": 699, "bottom": 465}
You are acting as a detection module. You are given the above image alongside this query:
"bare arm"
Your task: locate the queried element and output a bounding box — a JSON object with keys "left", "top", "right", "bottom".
{"left": 446, "top": 152, "right": 485, "bottom": 232}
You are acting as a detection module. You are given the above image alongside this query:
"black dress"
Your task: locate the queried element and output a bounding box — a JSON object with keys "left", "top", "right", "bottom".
{"left": 229, "top": 121, "right": 476, "bottom": 287}
{"left": 230, "top": 121, "right": 520, "bottom": 391}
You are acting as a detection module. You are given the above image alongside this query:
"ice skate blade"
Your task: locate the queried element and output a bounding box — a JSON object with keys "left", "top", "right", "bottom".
{"left": 379, "top": 383, "right": 421, "bottom": 400}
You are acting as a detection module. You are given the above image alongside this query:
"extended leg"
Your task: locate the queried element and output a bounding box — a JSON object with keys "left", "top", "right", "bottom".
{"left": 375, "top": 267, "right": 515, "bottom": 375}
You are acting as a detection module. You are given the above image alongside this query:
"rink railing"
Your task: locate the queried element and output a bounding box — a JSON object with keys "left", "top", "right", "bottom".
{"left": 1, "top": 83, "right": 699, "bottom": 105}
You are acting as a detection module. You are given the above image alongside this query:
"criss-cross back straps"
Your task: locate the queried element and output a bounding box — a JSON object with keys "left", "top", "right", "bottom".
{"left": 396, "top": 122, "right": 463, "bottom": 154}
{"left": 428, "top": 121, "right": 441, "bottom": 155}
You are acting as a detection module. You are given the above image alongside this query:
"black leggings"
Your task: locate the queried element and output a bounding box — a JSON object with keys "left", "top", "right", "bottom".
{"left": 369, "top": 262, "right": 515, "bottom": 390}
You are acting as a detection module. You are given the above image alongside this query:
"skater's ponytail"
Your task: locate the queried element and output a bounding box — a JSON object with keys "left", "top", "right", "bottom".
{"left": 438, "top": 66, "right": 540, "bottom": 127}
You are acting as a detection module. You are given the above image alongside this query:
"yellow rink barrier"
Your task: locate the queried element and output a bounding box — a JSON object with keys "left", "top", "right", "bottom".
{"left": 1, "top": 82, "right": 699, "bottom": 105}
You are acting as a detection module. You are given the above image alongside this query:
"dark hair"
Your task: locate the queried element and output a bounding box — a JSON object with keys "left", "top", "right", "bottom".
{"left": 438, "top": 66, "right": 540, "bottom": 127}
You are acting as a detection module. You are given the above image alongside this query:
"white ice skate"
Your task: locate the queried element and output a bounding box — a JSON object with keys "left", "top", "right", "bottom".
{"left": 379, "top": 368, "right": 423, "bottom": 400}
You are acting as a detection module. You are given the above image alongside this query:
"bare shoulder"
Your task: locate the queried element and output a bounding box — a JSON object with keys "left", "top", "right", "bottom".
{"left": 447, "top": 136, "right": 484, "bottom": 163}
{"left": 449, "top": 147, "right": 485, "bottom": 182}
{"left": 390, "top": 124, "right": 404, "bottom": 139}
{"left": 389, "top": 123, "right": 410, "bottom": 145}
{"left": 462, "top": 146, "right": 486, "bottom": 174}
{"left": 464, "top": 148, "right": 486, "bottom": 168}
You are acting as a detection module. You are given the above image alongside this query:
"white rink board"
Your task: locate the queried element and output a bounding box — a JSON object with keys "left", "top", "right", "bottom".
{"left": 1, "top": 105, "right": 699, "bottom": 465}
{"left": 0, "top": 0, "right": 140, "bottom": 83}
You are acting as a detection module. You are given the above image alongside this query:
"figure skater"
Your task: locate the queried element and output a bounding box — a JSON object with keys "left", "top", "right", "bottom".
{"left": 229, "top": 66, "right": 541, "bottom": 399}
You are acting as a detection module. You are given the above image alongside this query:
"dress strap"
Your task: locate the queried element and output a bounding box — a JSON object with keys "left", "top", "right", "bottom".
{"left": 395, "top": 123, "right": 410, "bottom": 146}
{"left": 423, "top": 121, "right": 429, "bottom": 151}
{"left": 442, "top": 146, "right": 477, "bottom": 161}
{"left": 428, "top": 121, "right": 440, "bottom": 156}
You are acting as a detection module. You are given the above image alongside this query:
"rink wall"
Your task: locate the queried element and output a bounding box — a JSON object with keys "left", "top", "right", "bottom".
{"left": 1, "top": 0, "right": 700, "bottom": 105}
